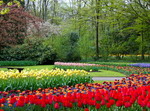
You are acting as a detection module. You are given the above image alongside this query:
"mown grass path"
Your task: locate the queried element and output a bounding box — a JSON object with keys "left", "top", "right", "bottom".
{"left": 89, "top": 70, "right": 125, "bottom": 77}
{"left": 92, "top": 77, "right": 124, "bottom": 81}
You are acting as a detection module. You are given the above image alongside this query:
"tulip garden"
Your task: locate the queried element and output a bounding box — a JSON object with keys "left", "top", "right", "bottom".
{"left": 0, "top": 69, "right": 92, "bottom": 91}
{"left": 55, "top": 62, "right": 150, "bottom": 75}
{"left": 0, "top": 62, "right": 150, "bottom": 111}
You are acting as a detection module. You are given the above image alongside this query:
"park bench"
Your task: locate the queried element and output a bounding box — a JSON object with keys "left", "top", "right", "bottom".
{"left": 0, "top": 67, "right": 24, "bottom": 73}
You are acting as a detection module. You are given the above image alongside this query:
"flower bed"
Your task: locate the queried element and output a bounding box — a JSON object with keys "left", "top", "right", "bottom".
{"left": 0, "top": 69, "right": 92, "bottom": 91}
{"left": 55, "top": 62, "right": 150, "bottom": 75}
{"left": 0, "top": 74, "right": 150, "bottom": 111}
{"left": 129, "top": 63, "right": 150, "bottom": 68}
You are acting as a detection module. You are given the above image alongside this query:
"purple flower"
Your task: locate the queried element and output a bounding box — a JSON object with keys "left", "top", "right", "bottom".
{"left": 129, "top": 63, "right": 150, "bottom": 68}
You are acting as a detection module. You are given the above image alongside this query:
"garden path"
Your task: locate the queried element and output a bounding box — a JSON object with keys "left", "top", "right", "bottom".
{"left": 92, "top": 77, "right": 125, "bottom": 81}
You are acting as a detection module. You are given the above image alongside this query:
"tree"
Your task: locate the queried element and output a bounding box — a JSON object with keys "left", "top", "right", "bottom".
{"left": 123, "top": 0, "right": 150, "bottom": 60}
{"left": 95, "top": 0, "right": 100, "bottom": 59}
{"left": 0, "top": 3, "right": 40, "bottom": 49}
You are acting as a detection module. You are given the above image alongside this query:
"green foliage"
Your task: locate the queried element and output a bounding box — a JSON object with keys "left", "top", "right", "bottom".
{"left": 0, "top": 61, "right": 37, "bottom": 66}
{"left": 1, "top": 0, "right": 150, "bottom": 62}
{"left": 55, "top": 65, "right": 99, "bottom": 72}
{"left": 77, "top": 33, "right": 95, "bottom": 60}
{"left": 2, "top": 103, "right": 149, "bottom": 111}
{"left": 67, "top": 32, "right": 81, "bottom": 61}
{"left": 47, "top": 32, "right": 81, "bottom": 61}
{"left": 0, "top": 75, "right": 92, "bottom": 91}
{"left": 52, "top": 35, "right": 71, "bottom": 61}
{"left": 0, "top": 38, "right": 56, "bottom": 64}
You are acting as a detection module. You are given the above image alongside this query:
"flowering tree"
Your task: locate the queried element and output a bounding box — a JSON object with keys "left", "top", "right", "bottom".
{"left": 0, "top": 3, "right": 40, "bottom": 49}
{"left": 27, "top": 20, "right": 61, "bottom": 37}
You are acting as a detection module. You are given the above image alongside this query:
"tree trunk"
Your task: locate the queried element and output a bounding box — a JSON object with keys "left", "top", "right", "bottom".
{"left": 32, "top": 1, "right": 36, "bottom": 16}
{"left": 77, "top": 0, "right": 81, "bottom": 36}
{"left": 141, "top": 25, "right": 145, "bottom": 60}
{"left": 95, "top": 0, "right": 100, "bottom": 59}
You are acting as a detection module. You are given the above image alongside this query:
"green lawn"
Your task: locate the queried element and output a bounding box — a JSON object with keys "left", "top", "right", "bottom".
{"left": 89, "top": 70, "right": 125, "bottom": 77}
{"left": 20, "top": 65, "right": 54, "bottom": 70}
{"left": 0, "top": 65, "right": 54, "bottom": 71}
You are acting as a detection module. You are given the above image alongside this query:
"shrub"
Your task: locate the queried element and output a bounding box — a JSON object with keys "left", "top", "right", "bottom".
{"left": 0, "top": 61, "right": 37, "bottom": 66}
{"left": 47, "top": 32, "right": 81, "bottom": 62}
{"left": 0, "top": 38, "right": 56, "bottom": 64}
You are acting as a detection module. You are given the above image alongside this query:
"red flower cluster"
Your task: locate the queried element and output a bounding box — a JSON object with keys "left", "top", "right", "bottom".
{"left": 0, "top": 74, "right": 149, "bottom": 110}
{"left": 2, "top": 85, "right": 149, "bottom": 110}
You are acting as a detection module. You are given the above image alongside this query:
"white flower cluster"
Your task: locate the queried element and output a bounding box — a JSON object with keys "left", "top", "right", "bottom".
{"left": 27, "top": 20, "right": 61, "bottom": 37}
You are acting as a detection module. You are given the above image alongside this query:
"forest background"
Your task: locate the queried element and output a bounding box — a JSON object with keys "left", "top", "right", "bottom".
{"left": 0, "top": 0, "right": 150, "bottom": 64}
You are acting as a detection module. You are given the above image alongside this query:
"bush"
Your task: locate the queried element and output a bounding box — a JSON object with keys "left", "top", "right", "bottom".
{"left": 51, "top": 32, "right": 81, "bottom": 62}
{"left": 0, "top": 38, "right": 56, "bottom": 64}
{"left": 0, "top": 61, "right": 37, "bottom": 66}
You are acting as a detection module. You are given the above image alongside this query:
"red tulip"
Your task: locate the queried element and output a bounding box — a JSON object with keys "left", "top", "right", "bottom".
{"left": 9, "top": 98, "right": 16, "bottom": 104}
{"left": 104, "top": 95, "right": 109, "bottom": 101}
{"left": 84, "top": 108, "right": 89, "bottom": 111}
{"left": 0, "top": 109, "right": 4, "bottom": 111}
{"left": 106, "top": 102, "right": 112, "bottom": 108}
{"left": 124, "top": 96, "right": 131, "bottom": 102}
{"left": 124, "top": 102, "right": 132, "bottom": 108}
{"left": 41, "top": 101, "right": 46, "bottom": 108}
{"left": 95, "top": 103, "right": 101, "bottom": 109}
{"left": 47, "top": 99, "right": 52, "bottom": 104}
{"left": 108, "top": 99, "right": 115, "bottom": 105}
{"left": 139, "top": 100, "right": 147, "bottom": 107}
{"left": 100, "top": 100, "right": 106, "bottom": 105}
{"left": 147, "top": 102, "right": 150, "bottom": 108}
{"left": 116, "top": 101, "right": 123, "bottom": 107}
{"left": 42, "top": 94, "right": 47, "bottom": 99}
{"left": 78, "top": 102, "right": 82, "bottom": 107}
{"left": 24, "top": 97, "right": 29, "bottom": 104}
{"left": 19, "top": 96, "right": 25, "bottom": 101}
{"left": 16, "top": 100, "right": 24, "bottom": 107}
{"left": 130, "top": 98, "right": 136, "bottom": 104}
{"left": 95, "top": 95, "right": 102, "bottom": 101}
{"left": 0, "top": 98, "right": 6, "bottom": 104}
{"left": 54, "top": 103, "right": 60, "bottom": 109}
{"left": 68, "top": 102, "right": 73, "bottom": 108}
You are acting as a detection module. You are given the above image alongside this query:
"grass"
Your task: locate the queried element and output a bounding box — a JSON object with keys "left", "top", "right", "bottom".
{"left": 94, "top": 80, "right": 113, "bottom": 84}
{"left": 89, "top": 70, "right": 125, "bottom": 77}
{"left": 20, "top": 65, "right": 54, "bottom": 70}
{"left": 0, "top": 65, "right": 54, "bottom": 71}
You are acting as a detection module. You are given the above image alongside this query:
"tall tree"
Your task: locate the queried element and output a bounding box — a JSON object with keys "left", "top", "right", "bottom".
{"left": 95, "top": 0, "right": 100, "bottom": 59}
